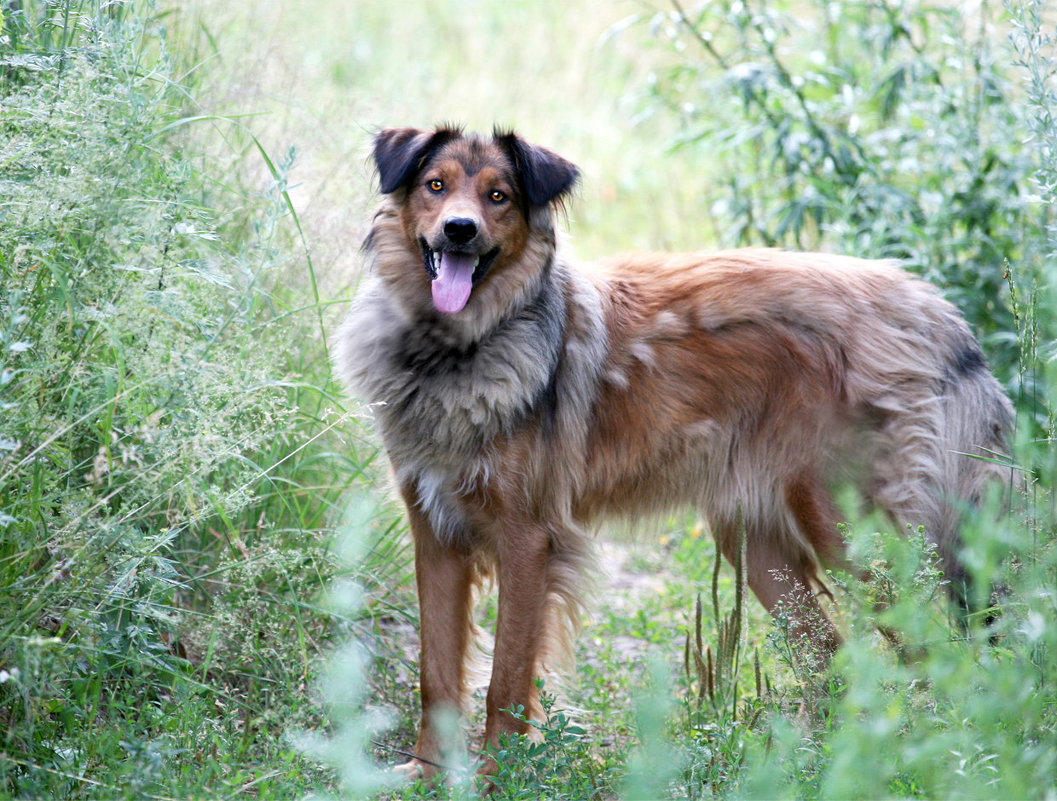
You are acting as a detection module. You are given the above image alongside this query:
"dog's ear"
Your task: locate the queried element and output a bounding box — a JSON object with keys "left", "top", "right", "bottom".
{"left": 373, "top": 127, "right": 461, "bottom": 194}
{"left": 494, "top": 131, "right": 580, "bottom": 209}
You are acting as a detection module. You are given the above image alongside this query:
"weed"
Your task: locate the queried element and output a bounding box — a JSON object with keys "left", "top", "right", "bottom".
{"left": 0, "top": 2, "right": 355, "bottom": 796}
{"left": 484, "top": 682, "right": 617, "bottom": 800}
{"left": 680, "top": 518, "right": 762, "bottom": 796}
{"left": 641, "top": 0, "right": 1052, "bottom": 388}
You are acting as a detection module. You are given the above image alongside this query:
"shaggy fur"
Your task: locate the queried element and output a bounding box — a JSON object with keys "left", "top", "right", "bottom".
{"left": 334, "top": 126, "right": 1013, "bottom": 779}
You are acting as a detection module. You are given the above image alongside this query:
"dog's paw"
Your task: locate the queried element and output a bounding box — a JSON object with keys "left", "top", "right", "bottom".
{"left": 392, "top": 758, "right": 434, "bottom": 783}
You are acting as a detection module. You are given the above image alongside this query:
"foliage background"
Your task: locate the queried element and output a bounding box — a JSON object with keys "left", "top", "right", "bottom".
{"left": 0, "top": 0, "right": 1054, "bottom": 799}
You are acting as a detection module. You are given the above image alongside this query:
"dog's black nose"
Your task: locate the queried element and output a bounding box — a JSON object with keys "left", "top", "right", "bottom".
{"left": 444, "top": 217, "right": 478, "bottom": 245}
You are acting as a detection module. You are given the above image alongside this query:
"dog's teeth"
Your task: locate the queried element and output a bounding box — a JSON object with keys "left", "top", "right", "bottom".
{"left": 473, "top": 256, "right": 480, "bottom": 268}
{"left": 433, "top": 252, "right": 440, "bottom": 273}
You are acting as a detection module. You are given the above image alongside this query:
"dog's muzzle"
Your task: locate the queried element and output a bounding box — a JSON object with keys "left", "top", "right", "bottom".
{"left": 420, "top": 235, "right": 500, "bottom": 314}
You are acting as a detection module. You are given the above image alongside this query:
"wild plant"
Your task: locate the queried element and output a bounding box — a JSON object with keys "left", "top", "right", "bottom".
{"left": 679, "top": 509, "right": 767, "bottom": 796}
{"left": 1, "top": 2, "right": 351, "bottom": 796}
{"left": 640, "top": 0, "right": 1052, "bottom": 387}
{"left": 484, "top": 681, "right": 614, "bottom": 800}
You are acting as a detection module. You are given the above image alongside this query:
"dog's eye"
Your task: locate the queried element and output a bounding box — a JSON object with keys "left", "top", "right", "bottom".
{"left": 490, "top": 190, "right": 506, "bottom": 203}
{"left": 428, "top": 179, "right": 444, "bottom": 193}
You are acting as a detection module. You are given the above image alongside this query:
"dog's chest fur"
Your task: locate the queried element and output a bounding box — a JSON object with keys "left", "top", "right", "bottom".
{"left": 337, "top": 274, "right": 564, "bottom": 472}
{"left": 335, "top": 262, "right": 608, "bottom": 542}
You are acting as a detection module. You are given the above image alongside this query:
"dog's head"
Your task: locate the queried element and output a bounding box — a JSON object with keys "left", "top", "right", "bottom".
{"left": 370, "top": 126, "right": 579, "bottom": 315}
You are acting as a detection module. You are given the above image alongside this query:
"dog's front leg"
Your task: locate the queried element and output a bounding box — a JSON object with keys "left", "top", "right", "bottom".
{"left": 397, "top": 502, "right": 476, "bottom": 782}
{"left": 481, "top": 518, "right": 551, "bottom": 773}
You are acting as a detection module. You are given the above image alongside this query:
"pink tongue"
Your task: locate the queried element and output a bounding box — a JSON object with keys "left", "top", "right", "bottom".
{"left": 432, "top": 252, "right": 475, "bottom": 314}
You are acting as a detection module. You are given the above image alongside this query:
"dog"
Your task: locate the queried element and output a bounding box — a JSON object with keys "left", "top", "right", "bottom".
{"left": 333, "top": 125, "right": 1013, "bottom": 780}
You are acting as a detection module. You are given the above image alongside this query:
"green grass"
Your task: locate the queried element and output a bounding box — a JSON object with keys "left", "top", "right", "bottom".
{"left": 2, "top": 0, "right": 1056, "bottom": 798}
{"left": 0, "top": 2, "right": 360, "bottom": 796}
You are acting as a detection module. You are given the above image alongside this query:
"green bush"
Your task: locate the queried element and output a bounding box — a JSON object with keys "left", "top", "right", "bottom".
{"left": 0, "top": 2, "right": 356, "bottom": 796}
{"left": 643, "top": 0, "right": 1053, "bottom": 392}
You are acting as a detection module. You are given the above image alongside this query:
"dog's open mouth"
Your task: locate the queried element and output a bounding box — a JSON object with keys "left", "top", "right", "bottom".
{"left": 420, "top": 239, "right": 500, "bottom": 314}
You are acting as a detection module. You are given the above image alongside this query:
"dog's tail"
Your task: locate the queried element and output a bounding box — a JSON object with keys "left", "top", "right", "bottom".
{"left": 887, "top": 338, "right": 1010, "bottom": 612}
{"left": 931, "top": 351, "right": 1015, "bottom": 607}
{"left": 870, "top": 329, "right": 1015, "bottom": 614}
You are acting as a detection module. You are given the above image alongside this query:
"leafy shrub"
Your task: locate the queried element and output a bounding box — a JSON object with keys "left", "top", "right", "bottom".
{"left": 641, "top": 0, "right": 1053, "bottom": 390}
{"left": 485, "top": 682, "right": 618, "bottom": 801}
{"left": 0, "top": 2, "right": 350, "bottom": 796}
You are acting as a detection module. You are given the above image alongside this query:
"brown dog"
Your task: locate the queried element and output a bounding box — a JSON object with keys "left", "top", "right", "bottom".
{"left": 334, "top": 126, "right": 1012, "bottom": 779}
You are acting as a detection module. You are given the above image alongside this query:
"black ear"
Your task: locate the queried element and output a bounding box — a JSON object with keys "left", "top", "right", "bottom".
{"left": 494, "top": 130, "right": 580, "bottom": 208}
{"left": 373, "top": 126, "right": 462, "bottom": 194}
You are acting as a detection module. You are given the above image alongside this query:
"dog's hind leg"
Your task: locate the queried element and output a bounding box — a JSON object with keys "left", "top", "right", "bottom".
{"left": 713, "top": 510, "right": 843, "bottom": 665}
{"left": 398, "top": 502, "right": 477, "bottom": 782}
{"left": 784, "top": 473, "right": 852, "bottom": 575}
